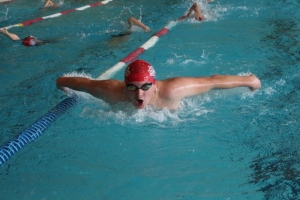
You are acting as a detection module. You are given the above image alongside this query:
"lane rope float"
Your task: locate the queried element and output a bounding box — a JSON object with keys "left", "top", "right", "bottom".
{"left": 2, "top": 0, "right": 113, "bottom": 30}
{"left": 0, "top": 96, "right": 77, "bottom": 166}
{"left": 0, "top": 13, "right": 188, "bottom": 166}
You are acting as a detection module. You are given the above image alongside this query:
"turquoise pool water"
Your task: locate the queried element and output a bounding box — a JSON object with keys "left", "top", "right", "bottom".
{"left": 1, "top": 0, "right": 300, "bottom": 199}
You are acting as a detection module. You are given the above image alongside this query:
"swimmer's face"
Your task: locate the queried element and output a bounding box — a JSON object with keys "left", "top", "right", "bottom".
{"left": 125, "top": 81, "right": 156, "bottom": 109}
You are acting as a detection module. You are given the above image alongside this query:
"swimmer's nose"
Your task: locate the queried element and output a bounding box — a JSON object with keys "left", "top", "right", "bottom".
{"left": 136, "top": 88, "right": 144, "bottom": 96}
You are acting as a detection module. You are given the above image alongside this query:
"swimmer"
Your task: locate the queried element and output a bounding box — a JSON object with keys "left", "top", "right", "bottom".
{"left": 178, "top": 3, "right": 205, "bottom": 21}
{"left": 0, "top": 28, "right": 56, "bottom": 46}
{"left": 127, "top": 17, "right": 150, "bottom": 32}
{"left": 111, "top": 17, "right": 150, "bottom": 38}
{"left": 43, "top": 0, "right": 57, "bottom": 8}
{"left": 56, "top": 59, "right": 262, "bottom": 110}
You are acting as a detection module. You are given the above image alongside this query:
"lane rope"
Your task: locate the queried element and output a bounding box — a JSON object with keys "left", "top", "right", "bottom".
{"left": 97, "top": 20, "right": 178, "bottom": 79}
{"left": 0, "top": 13, "right": 187, "bottom": 166}
{"left": 0, "top": 96, "right": 77, "bottom": 166}
{"left": 2, "top": 0, "right": 113, "bottom": 30}
{"left": 96, "top": 0, "right": 214, "bottom": 79}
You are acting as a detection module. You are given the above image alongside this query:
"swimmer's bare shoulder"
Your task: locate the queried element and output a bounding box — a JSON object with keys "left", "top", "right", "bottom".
{"left": 156, "top": 78, "right": 187, "bottom": 101}
{"left": 157, "top": 77, "right": 202, "bottom": 109}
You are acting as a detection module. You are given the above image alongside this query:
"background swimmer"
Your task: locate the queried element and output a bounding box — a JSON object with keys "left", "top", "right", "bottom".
{"left": 178, "top": 3, "right": 205, "bottom": 21}
{"left": 107, "top": 16, "right": 150, "bottom": 47}
{"left": 43, "top": 0, "right": 64, "bottom": 9}
{"left": 110, "top": 16, "right": 150, "bottom": 37}
{"left": 0, "top": 28, "right": 58, "bottom": 46}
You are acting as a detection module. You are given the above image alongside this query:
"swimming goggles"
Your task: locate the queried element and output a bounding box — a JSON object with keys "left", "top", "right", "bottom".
{"left": 126, "top": 83, "right": 153, "bottom": 91}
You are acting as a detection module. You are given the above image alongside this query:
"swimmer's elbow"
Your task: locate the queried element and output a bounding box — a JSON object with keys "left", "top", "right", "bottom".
{"left": 56, "top": 76, "right": 77, "bottom": 89}
{"left": 56, "top": 76, "right": 68, "bottom": 84}
{"left": 56, "top": 77, "right": 69, "bottom": 91}
{"left": 56, "top": 77, "right": 64, "bottom": 87}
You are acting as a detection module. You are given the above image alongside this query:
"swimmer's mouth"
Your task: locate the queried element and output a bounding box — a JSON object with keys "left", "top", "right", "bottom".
{"left": 136, "top": 99, "right": 144, "bottom": 104}
{"left": 134, "top": 99, "right": 144, "bottom": 107}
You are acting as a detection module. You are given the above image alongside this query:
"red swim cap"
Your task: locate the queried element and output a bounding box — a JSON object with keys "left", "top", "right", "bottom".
{"left": 22, "top": 36, "right": 37, "bottom": 46}
{"left": 124, "top": 60, "right": 156, "bottom": 83}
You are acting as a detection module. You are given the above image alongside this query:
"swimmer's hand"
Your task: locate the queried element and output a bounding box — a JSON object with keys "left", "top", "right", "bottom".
{"left": 248, "top": 74, "right": 261, "bottom": 91}
{"left": 0, "top": 28, "right": 8, "bottom": 34}
{"left": 144, "top": 26, "right": 150, "bottom": 32}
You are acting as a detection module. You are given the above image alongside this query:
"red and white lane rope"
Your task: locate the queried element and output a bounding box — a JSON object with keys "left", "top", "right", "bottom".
{"left": 96, "top": 1, "right": 214, "bottom": 80}
{"left": 96, "top": 20, "right": 178, "bottom": 80}
{"left": 3, "top": 0, "right": 113, "bottom": 30}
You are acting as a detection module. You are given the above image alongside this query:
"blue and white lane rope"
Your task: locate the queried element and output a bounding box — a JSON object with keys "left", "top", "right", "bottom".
{"left": 0, "top": 96, "right": 77, "bottom": 166}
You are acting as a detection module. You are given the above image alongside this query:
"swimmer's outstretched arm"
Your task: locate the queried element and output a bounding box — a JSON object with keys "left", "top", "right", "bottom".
{"left": 56, "top": 77, "right": 106, "bottom": 95}
{"left": 178, "top": 3, "right": 205, "bottom": 21}
{"left": 56, "top": 77, "right": 127, "bottom": 103}
{"left": 163, "top": 74, "right": 261, "bottom": 99}
{"left": 0, "top": 28, "right": 20, "bottom": 41}
{"left": 128, "top": 17, "right": 150, "bottom": 32}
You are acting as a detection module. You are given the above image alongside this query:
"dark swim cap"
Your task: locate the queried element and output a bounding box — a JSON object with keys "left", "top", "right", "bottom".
{"left": 124, "top": 60, "right": 156, "bottom": 83}
{"left": 22, "top": 36, "right": 37, "bottom": 46}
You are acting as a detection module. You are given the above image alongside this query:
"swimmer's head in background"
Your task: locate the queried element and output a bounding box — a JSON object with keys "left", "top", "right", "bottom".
{"left": 22, "top": 36, "right": 37, "bottom": 46}
{"left": 124, "top": 60, "right": 156, "bottom": 84}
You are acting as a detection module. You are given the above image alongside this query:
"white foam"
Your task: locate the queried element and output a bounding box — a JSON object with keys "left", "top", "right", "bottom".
{"left": 166, "top": 58, "right": 175, "bottom": 65}
{"left": 182, "top": 59, "right": 206, "bottom": 65}
{"left": 63, "top": 71, "right": 92, "bottom": 78}
{"left": 166, "top": 53, "right": 208, "bottom": 67}
{"left": 79, "top": 102, "right": 183, "bottom": 126}
{"left": 77, "top": 91, "right": 222, "bottom": 126}
{"left": 276, "top": 79, "right": 286, "bottom": 86}
{"left": 57, "top": 0, "right": 64, "bottom": 6}
{"left": 0, "top": 7, "right": 9, "bottom": 23}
